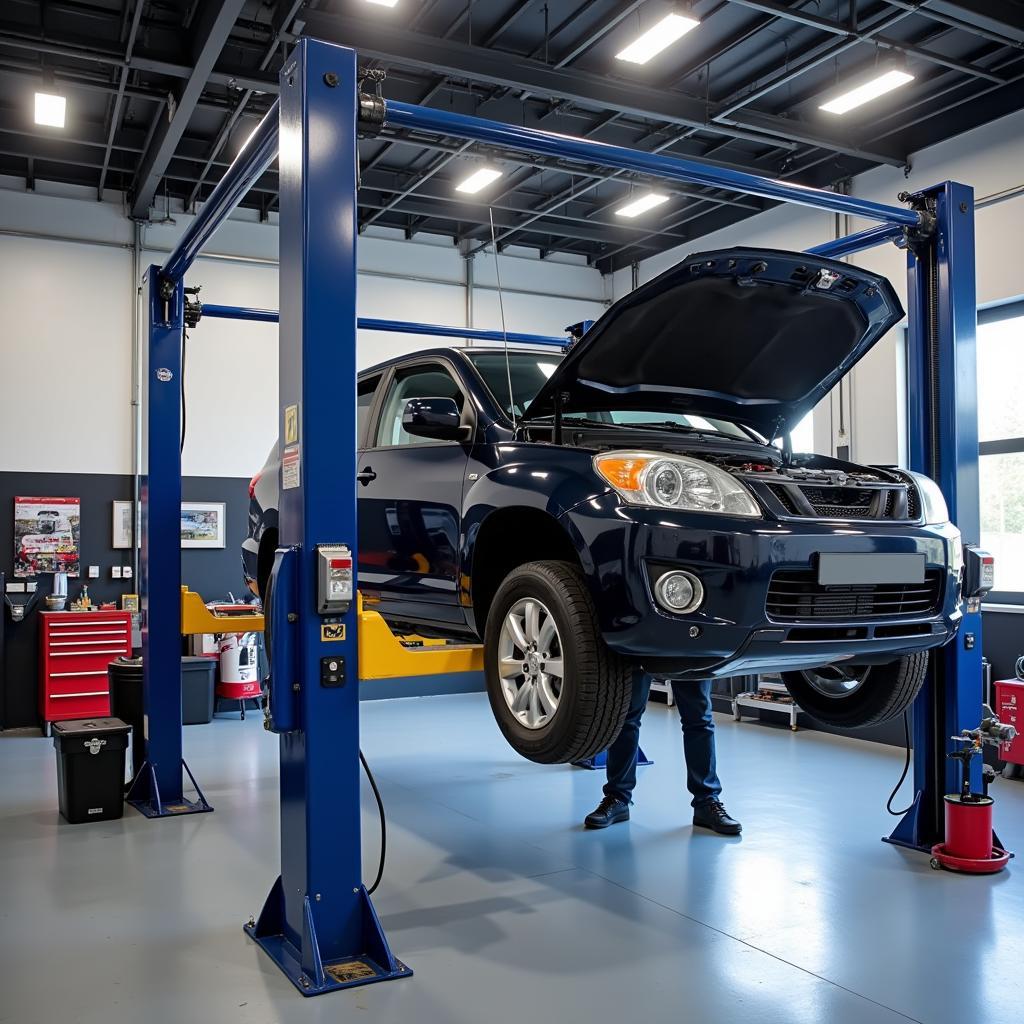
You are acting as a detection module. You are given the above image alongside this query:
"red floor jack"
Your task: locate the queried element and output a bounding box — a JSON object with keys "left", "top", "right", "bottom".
{"left": 930, "top": 706, "right": 1017, "bottom": 874}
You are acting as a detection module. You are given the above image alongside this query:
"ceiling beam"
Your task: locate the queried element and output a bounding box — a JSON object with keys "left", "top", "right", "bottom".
{"left": 97, "top": 0, "right": 146, "bottom": 200}
{"left": 128, "top": 0, "right": 247, "bottom": 218}
{"left": 888, "top": 1, "right": 1024, "bottom": 47}
{"left": 183, "top": 0, "right": 304, "bottom": 211}
{"left": 299, "top": 11, "right": 907, "bottom": 166}
{"left": 727, "top": 0, "right": 1010, "bottom": 83}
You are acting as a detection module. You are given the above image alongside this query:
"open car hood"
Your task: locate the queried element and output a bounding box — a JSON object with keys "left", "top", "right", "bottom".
{"left": 523, "top": 247, "right": 904, "bottom": 438}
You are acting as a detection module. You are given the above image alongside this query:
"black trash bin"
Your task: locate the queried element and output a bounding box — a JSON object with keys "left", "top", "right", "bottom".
{"left": 52, "top": 718, "right": 130, "bottom": 823}
{"left": 108, "top": 657, "right": 144, "bottom": 779}
{"left": 181, "top": 656, "right": 216, "bottom": 725}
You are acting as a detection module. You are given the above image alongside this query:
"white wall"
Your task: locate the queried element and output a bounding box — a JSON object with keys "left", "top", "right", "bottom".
{"left": 610, "top": 108, "right": 1024, "bottom": 467}
{"left": 0, "top": 179, "right": 606, "bottom": 479}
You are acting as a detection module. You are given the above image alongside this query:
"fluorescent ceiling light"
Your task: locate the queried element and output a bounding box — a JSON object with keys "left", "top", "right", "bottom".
{"left": 615, "top": 13, "right": 700, "bottom": 65}
{"left": 455, "top": 167, "right": 503, "bottom": 194}
{"left": 364, "top": 0, "right": 399, "bottom": 7}
{"left": 819, "top": 69, "right": 914, "bottom": 114}
{"left": 615, "top": 192, "right": 670, "bottom": 218}
{"left": 34, "top": 92, "right": 66, "bottom": 128}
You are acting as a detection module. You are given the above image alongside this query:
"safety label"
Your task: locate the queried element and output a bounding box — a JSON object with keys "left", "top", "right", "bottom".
{"left": 326, "top": 960, "right": 377, "bottom": 985}
{"left": 284, "top": 403, "right": 299, "bottom": 445}
{"left": 282, "top": 444, "right": 301, "bottom": 490}
{"left": 321, "top": 622, "right": 346, "bottom": 642}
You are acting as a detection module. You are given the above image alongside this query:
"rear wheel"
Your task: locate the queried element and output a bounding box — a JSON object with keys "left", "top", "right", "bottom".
{"left": 484, "top": 560, "right": 632, "bottom": 764}
{"left": 780, "top": 652, "right": 929, "bottom": 729}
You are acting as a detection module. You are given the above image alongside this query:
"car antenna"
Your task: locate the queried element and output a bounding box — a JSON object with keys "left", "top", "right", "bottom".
{"left": 488, "top": 206, "right": 516, "bottom": 431}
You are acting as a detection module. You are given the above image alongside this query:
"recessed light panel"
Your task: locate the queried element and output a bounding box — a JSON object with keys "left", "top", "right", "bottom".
{"left": 34, "top": 92, "right": 66, "bottom": 128}
{"left": 819, "top": 70, "right": 914, "bottom": 114}
{"left": 455, "top": 168, "right": 503, "bottom": 194}
{"left": 615, "top": 193, "right": 670, "bottom": 218}
{"left": 615, "top": 14, "right": 699, "bottom": 65}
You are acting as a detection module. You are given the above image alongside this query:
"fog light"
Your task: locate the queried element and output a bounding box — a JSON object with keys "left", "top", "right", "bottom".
{"left": 654, "top": 570, "right": 704, "bottom": 614}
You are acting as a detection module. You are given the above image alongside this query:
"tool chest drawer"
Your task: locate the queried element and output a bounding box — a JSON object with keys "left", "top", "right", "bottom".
{"left": 39, "top": 612, "right": 133, "bottom": 726}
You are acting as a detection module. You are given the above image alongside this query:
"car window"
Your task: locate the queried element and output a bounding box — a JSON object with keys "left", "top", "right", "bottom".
{"left": 375, "top": 364, "right": 465, "bottom": 447}
{"left": 357, "top": 374, "right": 382, "bottom": 446}
{"left": 464, "top": 351, "right": 562, "bottom": 419}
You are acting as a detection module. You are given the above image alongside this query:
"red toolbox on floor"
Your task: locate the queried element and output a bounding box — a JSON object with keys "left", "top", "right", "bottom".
{"left": 39, "top": 611, "right": 133, "bottom": 729}
{"left": 994, "top": 679, "right": 1024, "bottom": 767}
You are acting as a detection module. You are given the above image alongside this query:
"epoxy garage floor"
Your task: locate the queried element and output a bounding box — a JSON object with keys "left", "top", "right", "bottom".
{"left": 2, "top": 693, "right": 1023, "bottom": 1024}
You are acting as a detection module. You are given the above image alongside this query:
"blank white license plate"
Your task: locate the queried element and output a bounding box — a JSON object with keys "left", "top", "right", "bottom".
{"left": 817, "top": 552, "right": 926, "bottom": 586}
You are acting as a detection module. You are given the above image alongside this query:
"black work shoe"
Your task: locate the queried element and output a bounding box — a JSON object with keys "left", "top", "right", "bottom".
{"left": 693, "top": 799, "right": 742, "bottom": 835}
{"left": 584, "top": 795, "right": 630, "bottom": 829}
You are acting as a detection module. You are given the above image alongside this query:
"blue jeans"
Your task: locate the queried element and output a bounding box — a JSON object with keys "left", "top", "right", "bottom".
{"left": 603, "top": 671, "right": 722, "bottom": 808}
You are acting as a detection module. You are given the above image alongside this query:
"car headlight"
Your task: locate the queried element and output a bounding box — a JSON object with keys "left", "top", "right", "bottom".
{"left": 950, "top": 531, "right": 963, "bottom": 575}
{"left": 594, "top": 450, "right": 761, "bottom": 517}
{"left": 904, "top": 471, "right": 950, "bottom": 525}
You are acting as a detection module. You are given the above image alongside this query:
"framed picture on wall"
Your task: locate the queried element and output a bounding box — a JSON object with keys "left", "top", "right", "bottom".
{"left": 112, "top": 500, "right": 139, "bottom": 549}
{"left": 181, "top": 501, "right": 226, "bottom": 549}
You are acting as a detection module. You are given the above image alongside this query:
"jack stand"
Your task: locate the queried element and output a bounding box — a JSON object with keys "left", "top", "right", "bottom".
{"left": 573, "top": 747, "right": 652, "bottom": 771}
{"left": 126, "top": 758, "right": 213, "bottom": 818}
{"left": 245, "top": 879, "right": 411, "bottom": 996}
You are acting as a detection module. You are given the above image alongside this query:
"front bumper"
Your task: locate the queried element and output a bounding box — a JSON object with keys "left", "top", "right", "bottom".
{"left": 562, "top": 494, "right": 962, "bottom": 678}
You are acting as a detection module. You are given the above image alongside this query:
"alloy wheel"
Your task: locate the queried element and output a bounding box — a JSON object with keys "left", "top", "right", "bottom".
{"left": 497, "top": 597, "right": 565, "bottom": 730}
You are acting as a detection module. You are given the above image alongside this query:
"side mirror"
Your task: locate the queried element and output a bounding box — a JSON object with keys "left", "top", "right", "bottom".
{"left": 402, "top": 397, "right": 469, "bottom": 441}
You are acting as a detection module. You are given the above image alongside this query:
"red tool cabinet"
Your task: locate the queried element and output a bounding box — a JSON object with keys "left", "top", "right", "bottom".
{"left": 39, "top": 611, "right": 132, "bottom": 728}
{"left": 994, "top": 679, "right": 1024, "bottom": 767}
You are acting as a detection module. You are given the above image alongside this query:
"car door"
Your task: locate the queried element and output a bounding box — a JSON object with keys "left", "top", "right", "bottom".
{"left": 357, "top": 359, "right": 472, "bottom": 629}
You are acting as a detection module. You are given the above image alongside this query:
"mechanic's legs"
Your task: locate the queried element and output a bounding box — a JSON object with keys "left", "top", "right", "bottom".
{"left": 585, "top": 669, "right": 652, "bottom": 828}
{"left": 603, "top": 669, "right": 653, "bottom": 803}
{"left": 670, "top": 679, "right": 722, "bottom": 808}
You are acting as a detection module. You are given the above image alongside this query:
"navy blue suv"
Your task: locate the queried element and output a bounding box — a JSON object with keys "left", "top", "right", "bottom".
{"left": 245, "top": 248, "right": 962, "bottom": 764}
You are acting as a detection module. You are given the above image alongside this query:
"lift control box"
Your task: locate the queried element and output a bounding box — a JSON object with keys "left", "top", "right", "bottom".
{"left": 963, "top": 546, "right": 995, "bottom": 598}
{"left": 316, "top": 544, "right": 353, "bottom": 614}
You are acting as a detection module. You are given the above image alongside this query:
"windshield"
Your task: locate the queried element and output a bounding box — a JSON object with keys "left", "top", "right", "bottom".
{"left": 465, "top": 350, "right": 760, "bottom": 440}
{"left": 465, "top": 350, "right": 563, "bottom": 419}
{"left": 572, "top": 410, "right": 763, "bottom": 441}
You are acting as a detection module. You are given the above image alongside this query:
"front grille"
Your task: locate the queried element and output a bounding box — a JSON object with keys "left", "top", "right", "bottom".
{"left": 907, "top": 485, "right": 920, "bottom": 520}
{"left": 800, "top": 486, "right": 874, "bottom": 518}
{"left": 767, "top": 484, "right": 800, "bottom": 515}
{"left": 766, "top": 569, "right": 943, "bottom": 621}
{"left": 752, "top": 479, "right": 921, "bottom": 522}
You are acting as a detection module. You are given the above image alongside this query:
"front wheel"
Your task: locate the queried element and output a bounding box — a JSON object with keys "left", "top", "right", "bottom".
{"left": 484, "top": 560, "right": 632, "bottom": 764}
{"left": 780, "top": 652, "right": 929, "bottom": 730}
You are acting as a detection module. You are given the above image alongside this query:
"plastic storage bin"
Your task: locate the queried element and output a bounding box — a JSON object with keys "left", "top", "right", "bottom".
{"left": 52, "top": 717, "right": 129, "bottom": 823}
{"left": 182, "top": 656, "right": 216, "bottom": 725}
{"left": 108, "top": 657, "right": 144, "bottom": 778}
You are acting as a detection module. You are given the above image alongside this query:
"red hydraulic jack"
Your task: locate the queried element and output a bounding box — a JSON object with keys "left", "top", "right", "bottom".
{"left": 930, "top": 707, "right": 1017, "bottom": 874}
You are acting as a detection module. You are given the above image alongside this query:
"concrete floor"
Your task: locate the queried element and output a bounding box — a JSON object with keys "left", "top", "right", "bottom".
{"left": 2, "top": 694, "right": 1023, "bottom": 1024}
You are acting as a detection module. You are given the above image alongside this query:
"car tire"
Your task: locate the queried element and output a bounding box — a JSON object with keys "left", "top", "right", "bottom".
{"left": 779, "top": 652, "right": 929, "bottom": 730}
{"left": 484, "top": 560, "right": 632, "bottom": 764}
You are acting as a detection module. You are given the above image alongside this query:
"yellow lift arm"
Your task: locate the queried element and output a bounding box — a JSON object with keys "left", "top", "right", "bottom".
{"left": 180, "top": 586, "right": 482, "bottom": 680}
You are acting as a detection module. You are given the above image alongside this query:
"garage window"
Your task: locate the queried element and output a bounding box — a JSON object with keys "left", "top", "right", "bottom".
{"left": 978, "top": 299, "right": 1024, "bottom": 600}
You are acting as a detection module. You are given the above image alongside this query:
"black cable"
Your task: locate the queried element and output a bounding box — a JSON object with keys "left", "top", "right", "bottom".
{"left": 360, "top": 749, "right": 387, "bottom": 895}
{"left": 886, "top": 710, "right": 914, "bottom": 816}
{"left": 180, "top": 328, "right": 188, "bottom": 456}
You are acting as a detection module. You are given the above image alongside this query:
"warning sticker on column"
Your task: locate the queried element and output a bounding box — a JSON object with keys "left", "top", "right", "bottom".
{"left": 282, "top": 443, "right": 301, "bottom": 490}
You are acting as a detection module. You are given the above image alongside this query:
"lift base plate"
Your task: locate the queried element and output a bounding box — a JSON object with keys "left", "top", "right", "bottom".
{"left": 245, "top": 876, "right": 412, "bottom": 997}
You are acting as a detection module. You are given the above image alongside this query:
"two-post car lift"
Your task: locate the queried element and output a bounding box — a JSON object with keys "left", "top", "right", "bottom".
{"left": 139, "top": 37, "right": 983, "bottom": 996}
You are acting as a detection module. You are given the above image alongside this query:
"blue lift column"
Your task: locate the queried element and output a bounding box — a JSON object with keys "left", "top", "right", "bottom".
{"left": 887, "top": 180, "right": 983, "bottom": 851}
{"left": 127, "top": 271, "right": 212, "bottom": 818}
{"left": 244, "top": 39, "right": 410, "bottom": 995}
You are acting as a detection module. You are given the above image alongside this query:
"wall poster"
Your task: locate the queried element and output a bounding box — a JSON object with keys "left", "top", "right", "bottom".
{"left": 14, "top": 496, "right": 81, "bottom": 577}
